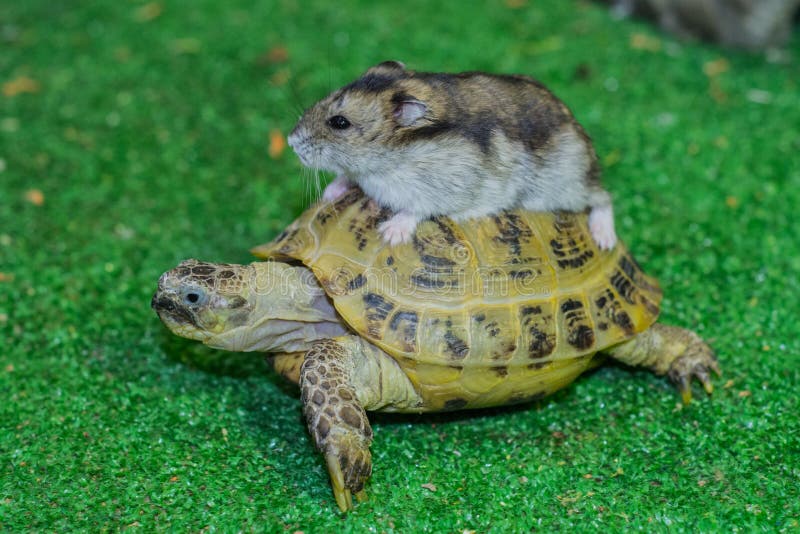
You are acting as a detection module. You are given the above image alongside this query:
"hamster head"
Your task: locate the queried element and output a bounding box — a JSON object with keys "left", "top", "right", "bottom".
{"left": 287, "top": 61, "right": 440, "bottom": 176}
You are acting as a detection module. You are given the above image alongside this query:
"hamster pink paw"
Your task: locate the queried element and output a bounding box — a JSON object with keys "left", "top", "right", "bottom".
{"left": 378, "top": 212, "right": 417, "bottom": 245}
{"left": 589, "top": 205, "right": 617, "bottom": 251}
{"left": 322, "top": 176, "right": 352, "bottom": 202}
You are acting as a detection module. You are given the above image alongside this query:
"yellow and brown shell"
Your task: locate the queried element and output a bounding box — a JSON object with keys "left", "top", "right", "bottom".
{"left": 252, "top": 189, "right": 662, "bottom": 410}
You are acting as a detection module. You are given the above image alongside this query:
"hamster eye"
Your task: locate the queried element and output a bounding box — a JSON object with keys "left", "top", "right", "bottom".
{"left": 327, "top": 115, "right": 351, "bottom": 130}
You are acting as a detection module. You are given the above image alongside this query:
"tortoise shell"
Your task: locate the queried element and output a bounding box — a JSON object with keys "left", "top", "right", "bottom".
{"left": 252, "top": 189, "right": 662, "bottom": 410}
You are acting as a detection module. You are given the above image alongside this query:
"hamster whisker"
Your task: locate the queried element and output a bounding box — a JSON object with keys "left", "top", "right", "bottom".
{"left": 315, "top": 168, "right": 322, "bottom": 202}
{"left": 310, "top": 169, "right": 321, "bottom": 205}
{"left": 300, "top": 166, "right": 325, "bottom": 207}
{"left": 302, "top": 167, "right": 314, "bottom": 206}
{"left": 281, "top": 73, "right": 307, "bottom": 117}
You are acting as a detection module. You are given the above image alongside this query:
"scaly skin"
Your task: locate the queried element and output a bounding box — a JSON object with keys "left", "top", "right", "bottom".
{"left": 300, "top": 339, "right": 372, "bottom": 511}
{"left": 300, "top": 335, "right": 422, "bottom": 511}
{"left": 606, "top": 323, "right": 721, "bottom": 404}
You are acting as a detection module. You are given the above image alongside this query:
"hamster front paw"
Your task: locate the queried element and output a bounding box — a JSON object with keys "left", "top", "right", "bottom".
{"left": 378, "top": 211, "right": 417, "bottom": 245}
{"left": 589, "top": 204, "right": 617, "bottom": 251}
{"left": 322, "top": 175, "right": 353, "bottom": 202}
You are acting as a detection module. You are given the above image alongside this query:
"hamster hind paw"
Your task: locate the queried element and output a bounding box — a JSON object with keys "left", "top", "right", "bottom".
{"left": 378, "top": 212, "right": 417, "bottom": 246}
{"left": 589, "top": 205, "right": 617, "bottom": 251}
{"left": 322, "top": 175, "right": 353, "bottom": 202}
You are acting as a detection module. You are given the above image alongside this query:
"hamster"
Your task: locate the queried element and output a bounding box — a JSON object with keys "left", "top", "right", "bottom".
{"left": 287, "top": 61, "right": 616, "bottom": 249}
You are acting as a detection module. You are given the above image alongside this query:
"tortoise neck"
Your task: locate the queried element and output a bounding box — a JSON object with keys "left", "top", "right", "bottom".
{"left": 204, "top": 262, "right": 348, "bottom": 353}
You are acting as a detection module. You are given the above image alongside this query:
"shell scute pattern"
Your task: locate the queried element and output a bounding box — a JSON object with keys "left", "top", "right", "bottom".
{"left": 519, "top": 301, "right": 557, "bottom": 360}
{"left": 252, "top": 190, "right": 661, "bottom": 378}
{"left": 469, "top": 307, "right": 518, "bottom": 362}
{"left": 385, "top": 309, "right": 419, "bottom": 353}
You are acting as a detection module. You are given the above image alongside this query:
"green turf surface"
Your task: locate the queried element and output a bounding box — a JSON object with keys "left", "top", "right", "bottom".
{"left": 2, "top": 0, "right": 799, "bottom": 530}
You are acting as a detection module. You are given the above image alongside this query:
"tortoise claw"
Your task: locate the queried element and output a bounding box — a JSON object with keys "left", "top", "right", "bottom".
{"left": 326, "top": 453, "right": 353, "bottom": 511}
{"left": 668, "top": 347, "right": 720, "bottom": 404}
{"left": 679, "top": 381, "right": 692, "bottom": 405}
{"left": 695, "top": 365, "right": 718, "bottom": 395}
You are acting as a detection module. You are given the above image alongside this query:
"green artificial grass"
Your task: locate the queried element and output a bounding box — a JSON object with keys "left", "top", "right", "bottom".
{"left": 2, "top": 0, "right": 799, "bottom": 531}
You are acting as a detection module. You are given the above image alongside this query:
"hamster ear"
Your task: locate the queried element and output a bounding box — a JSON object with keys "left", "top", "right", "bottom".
{"left": 366, "top": 60, "right": 406, "bottom": 76}
{"left": 392, "top": 97, "right": 427, "bottom": 127}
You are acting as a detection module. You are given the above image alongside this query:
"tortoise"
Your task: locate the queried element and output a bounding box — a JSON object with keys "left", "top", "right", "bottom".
{"left": 151, "top": 188, "right": 720, "bottom": 511}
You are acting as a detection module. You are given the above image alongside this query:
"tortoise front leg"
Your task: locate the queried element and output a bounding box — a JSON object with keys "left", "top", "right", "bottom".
{"left": 300, "top": 335, "right": 422, "bottom": 511}
{"left": 605, "top": 323, "right": 721, "bottom": 404}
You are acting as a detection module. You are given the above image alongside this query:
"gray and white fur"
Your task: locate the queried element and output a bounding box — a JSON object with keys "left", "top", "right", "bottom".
{"left": 288, "top": 61, "right": 616, "bottom": 248}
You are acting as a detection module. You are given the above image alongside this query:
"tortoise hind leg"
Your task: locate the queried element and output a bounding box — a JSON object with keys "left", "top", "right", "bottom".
{"left": 300, "top": 335, "right": 422, "bottom": 511}
{"left": 605, "top": 323, "right": 721, "bottom": 404}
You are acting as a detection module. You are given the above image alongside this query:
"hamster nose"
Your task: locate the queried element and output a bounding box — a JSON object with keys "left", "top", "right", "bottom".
{"left": 287, "top": 126, "right": 307, "bottom": 148}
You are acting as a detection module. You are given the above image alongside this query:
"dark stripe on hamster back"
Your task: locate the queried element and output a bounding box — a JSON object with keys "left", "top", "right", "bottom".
{"left": 344, "top": 73, "right": 399, "bottom": 94}
{"left": 396, "top": 121, "right": 456, "bottom": 143}
{"left": 397, "top": 71, "right": 573, "bottom": 155}
{"left": 393, "top": 117, "right": 495, "bottom": 155}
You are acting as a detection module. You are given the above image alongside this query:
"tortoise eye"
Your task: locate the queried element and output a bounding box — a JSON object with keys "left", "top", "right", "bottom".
{"left": 327, "top": 115, "right": 351, "bottom": 130}
{"left": 181, "top": 287, "right": 207, "bottom": 306}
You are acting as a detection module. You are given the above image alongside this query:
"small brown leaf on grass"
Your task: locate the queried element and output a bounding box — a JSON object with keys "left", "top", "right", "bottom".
{"left": 526, "top": 36, "right": 563, "bottom": 54}
{"left": 3, "top": 76, "right": 40, "bottom": 97}
{"left": 603, "top": 148, "right": 622, "bottom": 167}
{"left": 0, "top": 272, "right": 13, "bottom": 282}
{"left": 630, "top": 33, "right": 661, "bottom": 52}
{"left": 269, "top": 69, "right": 291, "bottom": 86}
{"left": 738, "top": 390, "right": 752, "bottom": 398}
{"left": 258, "top": 45, "right": 289, "bottom": 65}
{"left": 114, "top": 47, "right": 132, "bottom": 62}
{"left": 171, "top": 38, "right": 201, "bottom": 55}
{"left": 135, "top": 2, "right": 162, "bottom": 22}
{"left": 421, "top": 483, "right": 437, "bottom": 492}
{"left": 25, "top": 189, "right": 45, "bottom": 206}
{"left": 268, "top": 130, "right": 286, "bottom": 159}
{"left": 709, "top": 79, "right": 728, "bottom": 103}
{"left": 703, "top": 58, "right": 730, "bottom": 77}
{"left": 505, "top": 0, "right": 527, "bottom": 8}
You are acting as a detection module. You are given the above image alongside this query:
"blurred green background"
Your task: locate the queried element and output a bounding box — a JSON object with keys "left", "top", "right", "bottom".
{"left": 1, "top": 0, "right": 799, "bottom": 531}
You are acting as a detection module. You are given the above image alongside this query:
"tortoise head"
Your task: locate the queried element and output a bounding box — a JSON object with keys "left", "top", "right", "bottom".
{"left": 152, "top": 259, "right": 347, "bottom": 353}
{"left": 151, "top": 259, "right": 255, "bottom": 344}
